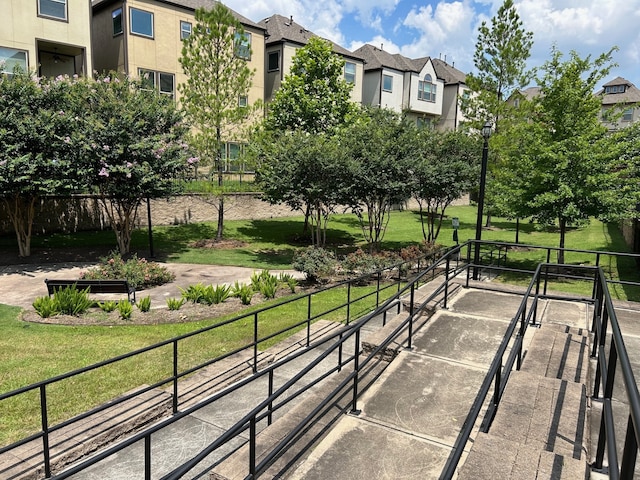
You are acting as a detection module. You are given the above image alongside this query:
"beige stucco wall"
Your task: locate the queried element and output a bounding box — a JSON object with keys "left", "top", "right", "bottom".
{"left": 3, "top": 0, "right": 93, "bottom": 73}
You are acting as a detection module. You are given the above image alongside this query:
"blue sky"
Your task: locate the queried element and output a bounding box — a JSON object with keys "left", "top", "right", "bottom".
{"left": 224, "top": 0, "right": 640, "bottom": 90}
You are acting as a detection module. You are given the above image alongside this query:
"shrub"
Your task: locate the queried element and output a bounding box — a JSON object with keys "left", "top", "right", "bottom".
{"left": 81, "top": 251, "right": 175, "bottom": 289}
{"left": 203, "top": 284, "right": 231, "bottom": 305}
{"left": 118, "top": 300, "right": 134, "bottom": 320}
{"left": 180, "top": 283, "right": 208, "bottom": 303}
{"left": 259, "top": 275, "right": 279, "bottom": 299}
{"left": 279, "top": 273, "right": 297, "bottom": 293}
{"left": 53, "top": 285, "right": 93, "bottom": 316}
{"left": 167, "top": 298, "right": 185, "bottom": 310}
{"left": 232, "top": 282, "right": 254, "bottom": 305}
{"left": 342, "top": 249, "right": 381, "bottom": 276}
{"left": 137, "top": 296, "right": 151, "bottom": 312}
{"left": 33, "top": 296, "right": 60, "bottom": 318}
{"left": 292, "top": 247, "right": 337, "bottom": 283}
{"left": 98, "top": 300, "right": 117, "bottom": 312}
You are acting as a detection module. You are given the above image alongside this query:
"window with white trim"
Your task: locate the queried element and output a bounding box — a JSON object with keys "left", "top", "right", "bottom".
{"left": 418, "top": 74, "right": 436, "bottom": 102}
{"left": 180, "top": 21, "right": 192, "bottom": 40}
{"left": 234, "top": 32, "right": 251, "bottom": 60}
{"left": 38, "top": 0, "right": 67, "bottom": 20}
{"left": 345, "top": 62, "right": 356, "bottom": 84}
{"left": 0, "top": 47, "right": 28, "bottom": 75}
{"left": 112, "top": 8, "right": 123, "bottom": 35}
{"left": 238, "top": 95, "right": 248, "bottom": 107}
{"left": 383, "top": 74, "right": 393, "bottom": 92}
{"left": 623, "top": 108, "right": 633, "bottom": 122}
{"left": 130, "top": 8, "right": 153, "bottom": 38}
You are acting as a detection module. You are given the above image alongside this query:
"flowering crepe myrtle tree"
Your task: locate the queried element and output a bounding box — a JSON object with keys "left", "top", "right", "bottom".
{"left": 76, "top": 73, "right": 192, "bottom": 254}
{"left": 0, "top": 72, "right": 82, "bottom": 257}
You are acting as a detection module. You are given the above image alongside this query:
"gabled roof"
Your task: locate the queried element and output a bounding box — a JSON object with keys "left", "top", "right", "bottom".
{"left": 91, "top": 0, "right": 265, "bottom": 31}
{"left": 259, "top": 14, "right": 364, "bottom": 62}
{"left": 352, "top": 44, "right": 428, "bottom": 73}
{"left": 432, "top": 58, "right": 466, "bottom": 85}
{"left": 597, "top": 77, "right": 640, "bottom": 105}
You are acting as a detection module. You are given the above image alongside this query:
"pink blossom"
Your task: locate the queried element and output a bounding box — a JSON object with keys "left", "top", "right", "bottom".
{"left": 99, "top": 167, "right": 109, "bottom": 177}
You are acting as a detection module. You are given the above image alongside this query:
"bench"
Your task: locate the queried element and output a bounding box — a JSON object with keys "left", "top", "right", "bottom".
{"left": 45, "top": 279, "right": 136, "bottom": 303}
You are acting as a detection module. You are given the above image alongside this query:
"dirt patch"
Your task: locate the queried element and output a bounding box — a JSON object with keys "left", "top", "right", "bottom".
{"left": 190, "top": 239, "right": 249, "bottom": 249}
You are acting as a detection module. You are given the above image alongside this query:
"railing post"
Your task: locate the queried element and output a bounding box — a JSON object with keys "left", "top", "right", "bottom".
{"left": 268, "top": 370, "right": 274, "bottom": 426}
{"left": 145, "top": 434, "right": 152, "bottom": 480}
{"left": 249, "top": 416, "right": 257, "bottom": 477}
{"left": 350, "top": 329, "right": 361, "bottom": 415}
{"left": 346, "top": 281, "right": 352, "bottom": 325}
{"left": 406, "top": 283, "right": 415, "bottom": 350}
{"left": 443, "top": 255, "right": 450, "bottom": 310}
{"left": 338, "top": 332, "right": 343, "bottom": 372}
{"left": 307, "top": 293, "right": 312, "bottom": 344}
{"left": 253, "top": 312, "right": 259, "bottom": 373}
{"left": 173, "top": 340, "right": 179, "bottom": 413}
{"left": 40, "top": 385, "right": 51, "bottom": 479}
{"left": 376, "top": 271, "right": 381, "bottom": 308}
{"left": 620, "top": 414, "right": 638, "bottom": 479}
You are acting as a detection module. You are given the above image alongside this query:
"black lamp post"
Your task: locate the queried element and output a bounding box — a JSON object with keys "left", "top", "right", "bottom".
{"left": 473, "top": 121, "right": 493, "bottom": 280}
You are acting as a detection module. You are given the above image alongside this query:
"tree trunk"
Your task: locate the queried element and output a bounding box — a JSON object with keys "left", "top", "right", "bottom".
{"left": 557, "top": 217, "right": 566, "bottom": 264}
{"left": 216, "top": 128, "right": 224, "bottom": 240}
{"left": 5, "top": 196, "right": 36, "bottom": 257}
{"left": 216, "top": 195, "right": 224, "bottom": 241}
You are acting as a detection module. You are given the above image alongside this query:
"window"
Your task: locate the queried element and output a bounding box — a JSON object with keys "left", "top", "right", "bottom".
{"left": 130, "top": 8, "right": 153, "bottom": 38}
{"left": 38, "top": 0, "right": 67, "bottom": 20}
{"left": 418, "top": 74, "right": 436, "bottom": 102}
{"left": 0, "top": 47, "right": 28, "bottom": 75}
{"left": 623, "top": 108, "right": 633, "bottom": 122}
{"left": 112, "top": 8, "right": 123, "bottom": 35}
{"left": 138, "top": 69, "right": 175, "bottom": 99}
{"left": 219, "top": 142, "right": 246, "bottom": 172}
{"left": 238, "top": 95, "right": 248, "bottom": 107}
{"left": 180, "top": 21, "right": 191, "bottom": 40}
{"left": 268, "top": 51, "right": 280, "bottom": 72}
{"left": 382, "top": 74, "right": 393, "bottom": 92}
{"left": 345, "top": 62, "right": 356, "bottom": 84}
{"left": 234, "top": 32, "right": 251, "bottom": 60}
{"left": 605, "top": 85, "right": 626, "bottom": 94}
{"left": 417, "top": 117, "right": 432, "bottom": 129}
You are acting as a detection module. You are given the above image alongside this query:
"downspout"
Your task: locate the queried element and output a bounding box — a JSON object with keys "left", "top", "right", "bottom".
{"left": 123, "top": 1, "right": 129, "bottom": 77}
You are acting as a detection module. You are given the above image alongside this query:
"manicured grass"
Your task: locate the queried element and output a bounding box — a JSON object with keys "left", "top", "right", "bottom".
{"left": 0, "top": 282, "right": 395, "bottom": 445}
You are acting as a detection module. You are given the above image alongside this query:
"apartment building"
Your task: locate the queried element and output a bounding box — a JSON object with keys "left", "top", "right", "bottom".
{"left": 354, "top": 44, "right": 453, "bottom": 130}
{"left": 258, "top": 14, "right": 364, "bottom": 105}
{"left": 597, "top": 77, "right": 640, "bottom": 130}
{"left": 91, "top": 0, "right": 265, "bottom": 171}
{"left": 1, "top": 0, "right": 93, "bottom": 78}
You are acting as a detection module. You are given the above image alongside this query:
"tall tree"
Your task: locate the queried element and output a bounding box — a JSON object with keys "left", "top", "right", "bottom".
{"left": 75, "top": 73, "right": 191, "bottom": 254}
{"left": 495, "top": 47, "right": 624, "bottom": 264}
{"left": 179, "top": 4, "right": 258, "bottom": 240}
{"left": 255, "top": 131, "right": 352, "bottom": 247}
{"left": 0, "top": 73, "right": 79, "bottom": 257}
{"left": 342, "top": 107, "right": 413, "bottom": 252}
{"left": 408, "top": 129, "right": 480, "bottom": 243}
{"left": 264, "top": 37, "right": 354, "bottom": 134}
{"left": 462, "top": 0, "right": 534, "bottom": 227}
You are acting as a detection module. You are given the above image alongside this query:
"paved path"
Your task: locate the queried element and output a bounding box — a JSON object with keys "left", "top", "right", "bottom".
{"left": 0, "top": 263, "right": 304, "bottom": 310}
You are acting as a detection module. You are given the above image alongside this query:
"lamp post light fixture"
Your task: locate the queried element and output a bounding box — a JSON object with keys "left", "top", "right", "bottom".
{"left": 472, "top": 121, "right": 493, "bottom": 280}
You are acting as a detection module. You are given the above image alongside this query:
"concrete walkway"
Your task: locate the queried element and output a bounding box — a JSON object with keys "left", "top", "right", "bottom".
{"left": 3, "top": 265, "right": 639, "bottom": 479}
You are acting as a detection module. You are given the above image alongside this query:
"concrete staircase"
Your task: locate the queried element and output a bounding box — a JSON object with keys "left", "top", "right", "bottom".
{"left": 457, "top": 323, "right": 591, "bottom": 479}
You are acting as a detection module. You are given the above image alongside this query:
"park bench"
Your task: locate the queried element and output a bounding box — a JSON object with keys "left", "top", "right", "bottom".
{"left": 45, "top": 279, "right": 136, "bottom": 303}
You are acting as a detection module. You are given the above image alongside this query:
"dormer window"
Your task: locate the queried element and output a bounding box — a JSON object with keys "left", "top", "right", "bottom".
{"left": 605, "top": 85, "right": 626, "bottom": 94}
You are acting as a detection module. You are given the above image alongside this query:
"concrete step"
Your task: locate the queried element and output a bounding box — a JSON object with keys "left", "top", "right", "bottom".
{"left": 457, "top": 324, "right": 591, "bottom": 479}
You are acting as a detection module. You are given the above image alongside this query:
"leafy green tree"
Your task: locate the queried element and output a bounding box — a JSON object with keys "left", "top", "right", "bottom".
{"left": 496, "top": 47, "right": 626, "bottom": 263}
{"left": 342, "top": 107, "right": 413, "bottom": 252}
{"left": 408, "top": 129, "right": 480, "bottom": 243}
{"left": 179, "top": 4, "right": 259, "bottom": 240}
{"left": 0, "top": 73, "right": 80, "bottom": 257}
{"left": 265, "top": 37, "right": 354, "bottom": 134}
{"left": 463, "top": 0, "right": 534, "bottom": 226}
{"left": 255, "top": 131, "right": 352, "bottom": 247}
{"left": 75, "top": 73, "right": 191, "bottom": 254}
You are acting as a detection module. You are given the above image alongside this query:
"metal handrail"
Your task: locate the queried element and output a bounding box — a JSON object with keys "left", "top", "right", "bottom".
{"left": 0, "top": 248, "right": 446, "bottom": 478}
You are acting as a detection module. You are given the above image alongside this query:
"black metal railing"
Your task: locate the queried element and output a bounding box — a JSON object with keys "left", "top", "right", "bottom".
{"left": 442, "top": 259, "right": 640, "bottom": 479}
{"left": 0, "top": 248, "right": 448, "bottom": 479}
